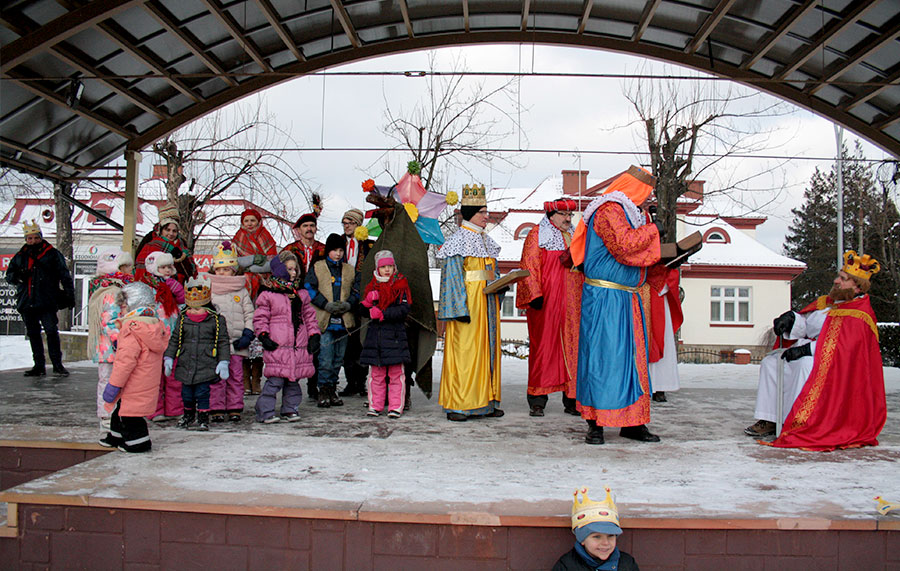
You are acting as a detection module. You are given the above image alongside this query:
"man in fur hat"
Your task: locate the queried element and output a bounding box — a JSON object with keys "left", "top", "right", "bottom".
{"left": 6, "top": 220, "right": 76, "bottom": 377}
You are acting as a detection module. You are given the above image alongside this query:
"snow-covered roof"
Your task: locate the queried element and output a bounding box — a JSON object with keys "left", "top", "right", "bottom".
{"left": 684, "top": 216, "right": 805, "bottom": 268}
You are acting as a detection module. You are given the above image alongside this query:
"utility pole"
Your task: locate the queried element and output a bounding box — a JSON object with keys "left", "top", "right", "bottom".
{"left": 834, "top": 125, "right": 844, "bottom": 270}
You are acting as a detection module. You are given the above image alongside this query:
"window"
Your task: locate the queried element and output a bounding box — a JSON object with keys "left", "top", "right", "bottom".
{"left": 501, "top": 284, "right": 527, "bottom": 319}
{"left": 710, "top": 286, "right": 751, "bottom": 323}
{"left": 706, "top": 232, "right": 725, "bottom": 242}
{"left": 514, "top": 223, "right": 534, "bottom": 240}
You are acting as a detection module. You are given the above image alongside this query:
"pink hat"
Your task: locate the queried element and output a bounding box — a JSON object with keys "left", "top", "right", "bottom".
{"left": 374, "top": 250, "right": 395, "bottom": 268}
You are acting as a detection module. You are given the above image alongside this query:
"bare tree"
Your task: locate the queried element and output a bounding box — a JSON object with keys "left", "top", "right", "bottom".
{"left": 150, "top": 99, "right": 310, "bottom": 252}
{"left": 377, "top": 52, "right": 524, "bottom": 195}
{"left": 871, "top": 160, "right": 900, "bottom": 321}
{"left": 623, "top": 64, "right": 792, "bottom": 237}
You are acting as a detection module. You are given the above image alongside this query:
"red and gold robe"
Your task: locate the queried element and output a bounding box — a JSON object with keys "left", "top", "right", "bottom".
{"left": 516, "top": 222, "right": 583, "bottom": 398}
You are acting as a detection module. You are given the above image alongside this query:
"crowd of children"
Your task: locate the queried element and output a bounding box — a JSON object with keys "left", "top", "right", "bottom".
{"left": 88, "top": 208, "right": 413, "bottom": 453}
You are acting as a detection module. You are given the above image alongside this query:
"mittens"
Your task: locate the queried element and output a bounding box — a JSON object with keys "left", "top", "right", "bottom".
{"left": 216, "top": 360, "right": 229, "bottom": 380}
{"left": 259, "top": 332, "right": 279, "bottom": 351}
{"left": 307, "top": 333, "right": 321, "bottom": 355}
{"left": 369, "top": 306, "right": 384, "bottom": 321}
{"left": 164, "top": 356, "right": 174, "bottom": 377}
{"left": 233, "top": 328, "right": 254, "bottom": 350}
{"left": 102, "top": 383, "right": 121, "bottom": 403}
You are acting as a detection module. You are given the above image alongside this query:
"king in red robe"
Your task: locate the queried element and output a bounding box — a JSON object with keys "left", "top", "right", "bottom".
{"left": 516, "top": 199, "right": 584, "bottom": 416}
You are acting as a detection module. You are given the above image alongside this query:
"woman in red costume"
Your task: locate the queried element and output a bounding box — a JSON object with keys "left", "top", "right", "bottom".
{"left": 134, "top": 203, "right": 196, "bottom": 284}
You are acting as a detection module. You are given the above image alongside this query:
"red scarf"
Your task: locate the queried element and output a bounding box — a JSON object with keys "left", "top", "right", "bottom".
{"left": 232, "top": 226, "right": 277, "bottom": 256}
{"left": 141, "top": 274, "right": 177, "bottom": 317}
{"left": 23, "top": 241, "right": 53, "bottom": 296}
{"left": 364, "top": 273, "right": 411, "bottom": 310}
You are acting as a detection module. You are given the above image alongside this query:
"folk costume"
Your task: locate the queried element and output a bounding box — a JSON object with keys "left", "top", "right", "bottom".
{"left": 571, "top": 167, "right": 661, "bottom": 444}
{"left": 646, "top": 265, "right": 683, "bottom": 397}
{"left": 436, "top": 185, "right": 504, "bottom": 420}
{"left": 231, "top": 208, "right": 278, "bottom": 300}
{"left": 134, "top": 203, "right": 196, "bottom": 284}
{"left": 5, "top": 220, "right": 75, "bottom": 377}
{"left": 516, "top": 200, "right": 583, "bottom": 414}
{"left": 283, "top": 211, "right": 325, "bottom": 282}
{"left": 759, "top": 252, "right": 885, "bottom": 451}
{"left": 340, "top": 207, "right": 375, "bottom": 397}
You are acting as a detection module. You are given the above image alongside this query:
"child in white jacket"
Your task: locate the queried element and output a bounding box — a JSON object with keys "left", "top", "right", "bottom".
{"left": 209, "top": 242, "right": 255, "bottom": 422}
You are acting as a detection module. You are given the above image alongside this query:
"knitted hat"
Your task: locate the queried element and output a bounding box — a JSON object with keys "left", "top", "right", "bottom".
{"left": 97, "top": 247, "right": 134, "bottom": 276}
{"left": 241, "top": 208, "right": 262, "bottom": 222}
{"left": 342, "top": 208, "right": 364, "bottom": 226}
{"left": 184, "top": 276, "right": 212, "bottom": 308}
{"left": 145, "top": 251, "right": 174, "bottom": 277}
{"left": 119, "top": 282, "right": 156, "bottom": 311}
{"left": 157, "top": 203, "right": 180, "bottom": 229}
{"left": 374, "top": 250, "right": 395, "bottom": 268}
{"left": 324, "top": 233, "right": 345, "bottom": 255}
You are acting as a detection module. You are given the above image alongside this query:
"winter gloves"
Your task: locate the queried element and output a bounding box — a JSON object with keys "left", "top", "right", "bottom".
{"left": 164, "top": 356, "right": 174, "bottom": 377}
{"left": 781, "top": 343, "right": 812, "bottom": 362}
{"left": 102, "top": 384, "right": 121, "bottom": 403}
{"left": 529, "top": 297, "right": 544, "bottom": 311}
{"left": 258, "top": 332, "right": 279, "bottom": 351}
{"left": 216, "top": 360, "right": 229, "bottom": 380}
{"left": 324, "top": 300, "right": 351, "bottom": 314}
{"left": 233, "top": 328, "right": 255, "bottom": 350}
{"left": 307, "top": 333, "right": 321, "bottom": 354}
{"left": 455, "top": 316, "right": 471, "bottom": 323}
{"left": 237, "top": 254, "right": 271, "bottom": 273}
{"left": 369, "top": 306, "right": 384, "bottom": 321}
{"left": 362, "top": 290, "right": 379, "bottom": 308}
{"left": 773, "top": 311, "right": 796, "bottom": 337}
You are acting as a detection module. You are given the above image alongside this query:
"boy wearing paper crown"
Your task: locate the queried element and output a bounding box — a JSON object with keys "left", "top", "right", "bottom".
{"left": 164, "top": 276, "right": 231, "bottom": 432}
{"left": 554, "top": 486, "right": 639, "bottom": 570}
{"left": 208, "top": 242, "right": 254, "bottom": 422}
{"left": 5, "top": 219, "right": 76, "bottom": 377}
{"left": 746, "top": 251, "right": 886, "bottom": 451}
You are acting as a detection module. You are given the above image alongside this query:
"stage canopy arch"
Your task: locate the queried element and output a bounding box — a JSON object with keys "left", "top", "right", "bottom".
{"left": 2, "top": 0, "right": 899, "bottom": 184}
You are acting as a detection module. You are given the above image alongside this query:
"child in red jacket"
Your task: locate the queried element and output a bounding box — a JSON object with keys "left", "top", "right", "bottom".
{"left": 99, "top": 282, "right": 169, "bottom": 453}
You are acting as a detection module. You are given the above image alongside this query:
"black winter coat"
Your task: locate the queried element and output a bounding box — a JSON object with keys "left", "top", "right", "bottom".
{"left": 164, "top": 309, "right": 231, "bottom": 385}
{"left": 552, "top": 548, "right": 639, "bottom": 571}
{"left": 360, "top": 293, "right": 410, "bottom": 367}
{"left": 5, "top": 241, "right": 75, "bottom": 313}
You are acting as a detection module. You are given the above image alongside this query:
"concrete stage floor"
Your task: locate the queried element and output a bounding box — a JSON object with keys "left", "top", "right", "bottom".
{"left": 1, "top": 357, "right": 899, "bottom": 528}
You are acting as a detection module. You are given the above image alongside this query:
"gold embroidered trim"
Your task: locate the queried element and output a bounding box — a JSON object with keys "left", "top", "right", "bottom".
{"left": 828, "top": 308, "right": 879, "bottom": 340}
{"left": 790, "top": 316, "right": 842, "bottom": 428}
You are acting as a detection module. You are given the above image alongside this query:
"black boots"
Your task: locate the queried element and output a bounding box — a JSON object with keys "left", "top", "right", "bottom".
{"left": 23, "top": 366, "right": 46, "bottom": 377}
{"left": 652, "top": 391, "right": 667, "bottom": 402}
{"left": 619, "top": 424, "right": 661, "bottom": 442}
{"left": 585, "top": 420, "right": 604, "bottom": 445}
{"left": 317, "top": 386, "right": 343, "bottom": 408}
{"left": 177, "top": 409, "right": 196, "bottom": 429}
{"left": 196, "top": 411, "right": 210, "bottom": 431}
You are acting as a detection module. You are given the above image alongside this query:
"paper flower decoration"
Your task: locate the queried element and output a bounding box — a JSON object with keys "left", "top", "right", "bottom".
{"left": 445, "top": 191, "right": 459, "bottom": 206}
{"left": 404, "top": 202, "right": 419, "bottom": 223}
{"left": 407, "top": 161, "right": 421, "bottom": 175}
{"left": 362, "top": 179, "right": 375, "bottom": 193}
{"left": 354, "top": 225, "right": 369, "bottom": 241}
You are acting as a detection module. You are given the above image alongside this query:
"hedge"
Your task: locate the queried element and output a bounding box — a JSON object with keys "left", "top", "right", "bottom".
{"left": 880, "top": 323, "right": 900, "bottom": 368}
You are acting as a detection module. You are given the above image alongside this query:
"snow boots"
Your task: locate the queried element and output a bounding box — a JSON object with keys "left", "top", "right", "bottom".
{"left": 177, "top": 408, "right": 195, "bottom": 430}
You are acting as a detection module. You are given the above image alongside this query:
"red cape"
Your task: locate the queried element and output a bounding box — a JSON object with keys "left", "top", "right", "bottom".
{"left": 765, "top": 295, "right": 885, "bottom": 451}
{"left": 647, "top": 265, "right": 682, "bottom": 363}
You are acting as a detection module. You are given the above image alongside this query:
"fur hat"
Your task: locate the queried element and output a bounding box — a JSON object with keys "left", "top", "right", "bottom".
{"left": 324, "top": 233, "right": 345, "bottom": 256}
{"left": 374, "top": 250, "right": 395, "bottom": 268}
{"left": 145, "top": 251, "right": 174, "bottom": 277}
{"left": 342, "top": 208, "right": 364, "bottom": 226}
{"left": 118, "top": 282, "right": 156, "bottom": 311}
{"left": 96, "top": 247, "right": 134, "bottom": 276}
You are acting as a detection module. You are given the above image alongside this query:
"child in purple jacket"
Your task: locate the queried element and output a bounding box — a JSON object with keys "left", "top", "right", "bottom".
{"left": 253, "top": 251, "right": 320, "bottom": 423}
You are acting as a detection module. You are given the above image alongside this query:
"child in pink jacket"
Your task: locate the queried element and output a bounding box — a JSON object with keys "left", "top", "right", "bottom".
{"left": 253, "top": 251, "right": 320, "bottom": 423}
{"left": 99, "top": 282, "right": 169, "bottom": 453}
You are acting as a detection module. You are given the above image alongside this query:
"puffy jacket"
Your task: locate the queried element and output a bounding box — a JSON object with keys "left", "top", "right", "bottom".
{"left": 165, "top": 309, "right": 231, "bottom": 386}
{"left": 254, "top": 287, "right": 319, "bottom": 380}
{"left": 210, "top": 274, "right": 254, "bottom": 357}
{"left": 552, "top": 548, "right": 639, "bottom": 571}
{"left": 5, "top": 241, "right": 75, "bottom": 313}
{"left": 106, "top": 314, "right": 169, "bottom": 417}
{"left": 88, "top": 282, "right": 124, "bottom": 363}
{"left": 360, "top": 291, "right": 411, "bottom": 367}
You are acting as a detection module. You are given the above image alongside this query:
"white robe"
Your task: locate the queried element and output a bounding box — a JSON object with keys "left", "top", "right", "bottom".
{"left": 648, "top": 284, "right": 680, "bottom": 392}
{"left": 753, "top": 308, "right": 827, "bottom": 423}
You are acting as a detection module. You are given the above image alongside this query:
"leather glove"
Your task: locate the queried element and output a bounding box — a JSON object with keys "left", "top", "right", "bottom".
{"left": 324, "top": 301, "right": 342, "bottom": 314}
{"left": 529, "top": 297, "right": 544, "bottom": 311}
{"left": 163, "top": 356, "right": 174, "bottom": 377}
{"left": 233, "top": 328, "right": 254, "bottom": 350}
{"left": 781, "top": 344, "right": 812, "bottom": 362}
{"left": 216, "top": 360, "right": 229, "bottom": 380}
{"left": 653, "top": 220, "right": 666, "bottom": 241}
{"left": 259, "top": 332, "right": 279, "bottom": 351}
{"left": 773, "top": 311, "right": 795, "bottom": 336}
{"left": 102, "top": 383, "right": 121, "bottom": 403}
{"left": 369, "top": 306, "right": 384, "bottom": 321}
{"left": 307, "top": 333, "right": 321, "bottom": 355}
{"left": 455, "top": 316, "right": 471, "bottom": 323}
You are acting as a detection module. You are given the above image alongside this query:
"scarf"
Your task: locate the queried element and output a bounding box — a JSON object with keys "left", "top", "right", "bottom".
{"left": 574, "top": 542, "right": 621, "bottom": 570}
{"left": 22, "top": 240, "right": 53, "bottom": 296}
{"left": 88, "top": 272, "right": 134, "bottom": 298}
{"left": 232, "top": 226, "right": 277, "bottom": 257}
{"left": 364, "top": 273, "right": 411, "bottom": 310}
{"left": 141, "top": 274, "right": 178, "bottom": 317}
{"left": 210, "top": 273, "right": 249, "bottom": 295}
{"left": 260, "top": 276, "right": 306, "bottom": 334}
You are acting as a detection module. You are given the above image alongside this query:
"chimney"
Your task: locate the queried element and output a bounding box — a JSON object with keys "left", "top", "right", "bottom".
{"left": 152, "top": 164, "right": 167, "bottom": 179}
{"left": 561, "top": 170, "right": 589, "bottom": 195}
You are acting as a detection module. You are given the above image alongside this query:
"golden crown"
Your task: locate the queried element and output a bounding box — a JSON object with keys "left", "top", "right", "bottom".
{"left": 213, "top": 244, "right": 237, "bottom": 268}
{"left": 571, "top": 486, "right": 619, "bottom": 531}
{"left": 842, "top": 250, "right": 880, "bottom": 281}
{"left": 184, "top": 278, "right": 211, "bottom": 308}
{"left": 460, "top": 183, "right": 487, "bottom": 207}
{"left": 23, "top": 219, "right": 41, "bottom": 236}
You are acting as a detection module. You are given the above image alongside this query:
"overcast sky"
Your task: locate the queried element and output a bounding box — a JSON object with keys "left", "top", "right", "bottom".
{"left": 135, "top": 44, "right": 894, "bottom": 253}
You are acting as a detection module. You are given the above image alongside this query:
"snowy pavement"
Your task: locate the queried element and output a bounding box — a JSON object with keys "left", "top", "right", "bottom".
{"left": 1, "top": 337, "right": 898, "bottom": 523}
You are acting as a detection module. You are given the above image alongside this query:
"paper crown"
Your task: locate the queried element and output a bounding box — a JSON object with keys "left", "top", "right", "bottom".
{"left": 184, "top": 277, "right": 211, "bottom": 308}
{"left": 571, "top": 486, "right": 619, "bottom": 531}
{"left": 460, "top": 183, "right": 487, "bottom": 207}
{"left": 213, "top": 242, "right": 238, "bottom": 268}
{"left": 23, "top": 219, "right": 41, "bottom": 236}
{"left": 842, "top": 250, "right": 880, "bottom": 281}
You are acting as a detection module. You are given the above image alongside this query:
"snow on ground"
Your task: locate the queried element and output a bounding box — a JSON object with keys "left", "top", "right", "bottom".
{"left": 2, "top": 346, "right": 898, "bottom": 522}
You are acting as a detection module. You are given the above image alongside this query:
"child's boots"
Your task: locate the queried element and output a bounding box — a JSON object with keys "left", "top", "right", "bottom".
{"left": 196, "top": 411, "right": 210, "bottom": 432}
{"left": 177, "top": 408, "right": 196, "bottom": 429}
